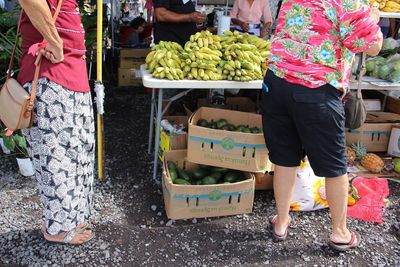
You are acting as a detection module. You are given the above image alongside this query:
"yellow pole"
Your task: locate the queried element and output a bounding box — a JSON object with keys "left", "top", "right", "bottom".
{"left": 96, "top": 0, "right": 105, "bottom": 180}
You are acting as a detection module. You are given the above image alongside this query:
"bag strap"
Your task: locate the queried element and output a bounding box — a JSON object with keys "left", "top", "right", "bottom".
{"left": 6, "top": 12, "right": 23, "bottom": 80}
{"left": 356, "top": 52, "right": 367, "bottom": 99}
{"left": 27, "top": 0, "right": 63, "bottom": 113}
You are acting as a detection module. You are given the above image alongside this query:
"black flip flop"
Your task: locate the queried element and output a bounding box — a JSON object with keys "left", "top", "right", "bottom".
{"left": 329, "top": 231, "right": 361, "bottom": 252}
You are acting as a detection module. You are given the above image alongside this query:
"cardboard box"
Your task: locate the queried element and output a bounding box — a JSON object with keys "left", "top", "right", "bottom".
{"left": 254, "top": 171, "right": 274, "bottom": 190}
{"left": 187, "top": 107, "right": 270, "bottom": 172}
{"left": 163, "top": 150, "right": 255, "bottom": 220}
{"left": 364, "top": 99, "right": 382, "bottom": 111}
{"left": 387, "top": 125, "right": 400, "bottom": 157}
{"left": 197, "top": 97, "right": 257, "bottom": 113}
{"left": 346, "top": 112, "right": 400, "bottom": 152}
{"left": 118, "top": 68, "right": 143, "bottom": 87}
{"left": 120, "top": 48, "right": 150, "bottom": 69}
{"left": 159, "top": 116, "right": 189, "bottom": 161}
{"left": 386, "top": 96, "right": 400, "bottom": 114}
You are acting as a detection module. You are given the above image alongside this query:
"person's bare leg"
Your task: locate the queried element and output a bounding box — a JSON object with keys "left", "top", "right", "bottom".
{"left": 325, "top": 174, "right": 352, "bottom": 243}
{"left": 273, "top": 165, "right": 297, "bottom": 235}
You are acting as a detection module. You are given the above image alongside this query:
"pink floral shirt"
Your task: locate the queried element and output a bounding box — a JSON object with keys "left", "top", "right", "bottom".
{"left": 267, "top": 0, "right": 380, "bottom": 91}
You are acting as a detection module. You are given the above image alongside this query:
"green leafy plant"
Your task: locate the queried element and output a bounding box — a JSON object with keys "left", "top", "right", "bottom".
{"left": 0, "top": 130, "right": 29, "bottom": 158}
{"left": 0, "top": 9, "right": 20, "bottom": 83}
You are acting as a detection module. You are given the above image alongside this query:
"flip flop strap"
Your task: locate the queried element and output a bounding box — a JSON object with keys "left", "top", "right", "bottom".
{"left": 63, "top": 228, "right": 77, "bottom": 244}
{"left": 331, "top": 232, "right": 356, "bottom": 245}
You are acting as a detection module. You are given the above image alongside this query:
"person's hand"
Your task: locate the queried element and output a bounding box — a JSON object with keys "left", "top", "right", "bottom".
{"left": 190, "top": 12, "right": 206, "bottom": 23}
{"left": 40, "top": 41, "right": 64, "bottom": 64}
{"left": 145, "top": 36, "right": 152, "bottom": 44}
{"left": 260, "top": 27, "right": 269, "bottom": 38}
{"left": 370, "top": 7, "right": 380, "bottom": 24}
{"left": 240, "top": 21, "right": 249, "bottom": 32}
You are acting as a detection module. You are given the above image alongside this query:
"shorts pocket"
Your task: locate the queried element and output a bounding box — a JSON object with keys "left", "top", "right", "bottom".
{"left": 292, "top": 91, "right": 328, "bottom": 124}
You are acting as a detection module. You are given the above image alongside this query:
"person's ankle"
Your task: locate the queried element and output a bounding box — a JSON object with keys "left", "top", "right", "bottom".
{"left": 274, "top": 215, "right": 290, "bottom": 235}
{"left": 331, "top": 227, "right": 351, "bottom": 242}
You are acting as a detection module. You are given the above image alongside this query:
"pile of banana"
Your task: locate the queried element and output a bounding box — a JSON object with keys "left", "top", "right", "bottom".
{"left": 220, "top": 31, "right": 269, "bottom": 80}
{"left": 145, "top": 30, "right": 272, "bottom": 81}
{"left": 181, "top": 31, "right": 223, "bottom": 80}
{"left": 145, "top": 41, "right": 184, "bottom": 80}
{"left": 375, "top": 0, "right": 400, "bottom": 12}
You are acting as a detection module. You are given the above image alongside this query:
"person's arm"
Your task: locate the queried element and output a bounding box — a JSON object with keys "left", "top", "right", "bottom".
{"left": 19, "top": 0, "right": 63, "bottom": 63}
{"left": 230, "top": 0, "right": 249, "bottom": 31}
{"left": 340, "top": 4, "right": 382, "bottom": 57}
{"left": 260, "top": 0, "right": 272, "bottom": 38}
{"left": 366, "top": 31, "right": 383, "bottom": 56}
{"left": 155, "top": 7, "right": 205, "bottom": 23}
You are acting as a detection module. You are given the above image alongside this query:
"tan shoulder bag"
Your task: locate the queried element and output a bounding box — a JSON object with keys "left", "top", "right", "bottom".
{"left": 0, "top": 0, "right": 63, "bottom": 131}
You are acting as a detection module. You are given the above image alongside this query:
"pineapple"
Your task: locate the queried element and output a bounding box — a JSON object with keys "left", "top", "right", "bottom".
{"left": 346, "top": 146, "right": 356, "bottom": 163}
{"left": 351, "top": 141, "right": 367, "bottom": 160}
{"left": 361, "top": 153, "right": 384, "bottom": 173}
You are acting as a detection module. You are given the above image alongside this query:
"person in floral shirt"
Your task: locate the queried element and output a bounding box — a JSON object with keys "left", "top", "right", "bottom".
{"left": 261, "top": 0, "right": 382, "bottom": 251}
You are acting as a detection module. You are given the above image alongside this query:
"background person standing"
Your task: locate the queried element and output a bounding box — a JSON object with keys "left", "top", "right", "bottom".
{"left": 153, "top": 0, "right": 206, "bottom": 46}
{"left": 230, "top": 0, "right": 272, "bottom": 38}
{"left": 262, "top": 0, "right": 382, "bottom": 251}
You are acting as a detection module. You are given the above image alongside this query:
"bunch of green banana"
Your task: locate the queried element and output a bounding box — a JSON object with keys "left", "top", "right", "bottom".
{"left": 220, "top": 31, "right": 270, "bottom": 54}
{"left": 145, "top": 41, "right": 183, "bottom": 80}
{"left": 185, "top": 30, "right": 222, "bottom": 50}
{"left": 181, "top": 31, "right": 224, "bottom": 80}
{"left": 151, "top": 41, "right": 183, "bottom": 52}
{"left": 220, "top": 31, "right": 271, "bottom": 78}
{"left": 219, "top": 43, "right": 264, "bottom": 81}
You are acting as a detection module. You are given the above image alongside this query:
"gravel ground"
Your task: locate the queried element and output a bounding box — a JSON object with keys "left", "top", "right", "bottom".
{"left": 0, "top": 88, "right": 399, "bottom": 267}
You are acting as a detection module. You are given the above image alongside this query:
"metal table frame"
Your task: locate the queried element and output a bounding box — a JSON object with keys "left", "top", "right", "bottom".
{"left": 141, "top": 65, "right": 264, "bottom": 180}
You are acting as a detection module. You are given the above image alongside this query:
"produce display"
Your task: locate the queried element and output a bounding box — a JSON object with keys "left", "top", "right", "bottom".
{"left": 145, "top": 41, "right": 184, "bottom": 80}
{"left": 373, "top": 0, "right": 400, "bottom": 12}
{"left": 167, "top": 161, "right": 247, "bottom": 185}
{"left": 197, "top": 118, "right": 262, "bottom": 133}
{"left": 348, "top": 184, "right": 361, "bottom": 206}
{"left": 363, "top": 38, "right": 400, "bottom": 83}
{"left": 350, "top": 141, "right": 385, "bottom": 173}
{"left": 145, "top": 30, "right": 271, "bottom": 81}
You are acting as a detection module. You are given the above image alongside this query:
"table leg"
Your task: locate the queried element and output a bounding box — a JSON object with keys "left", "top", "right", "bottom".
{"left": 148, "top": 88, "right": 156, "bottom": 154}
{"left": 153, "top": 88, "right": 163, "bottom": 181}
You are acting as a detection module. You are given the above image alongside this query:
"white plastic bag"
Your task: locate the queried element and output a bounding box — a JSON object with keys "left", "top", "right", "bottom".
{"left": 290, "top": 160, "right": 328, "bottom": 212}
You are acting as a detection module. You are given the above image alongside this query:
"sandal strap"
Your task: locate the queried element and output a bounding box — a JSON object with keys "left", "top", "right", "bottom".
{"left": 63, "top": 228, "right": 78, "bottom": 244}
{"left": 331, "top": 232, "right": 356, "bottom": 245}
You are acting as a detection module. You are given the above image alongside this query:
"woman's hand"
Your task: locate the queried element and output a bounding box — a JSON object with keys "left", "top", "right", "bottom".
{"left": 240, "top": 21, "right": 250, "bottom": 32}
{"left": 260, "top": 27, "right": 268, "bottom": 38}
{"left": 40, "top": 41, "right": 64, "bottom": 64}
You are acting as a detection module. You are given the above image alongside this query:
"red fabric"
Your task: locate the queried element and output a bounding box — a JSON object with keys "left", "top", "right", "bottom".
{"left": 139, "top": 24, "right": 153, "bottom": 40}
{"left": 120, "top": 26, "right": 135, "bottom": 46}
{"left": 17, "top": 0, "right": 89, "bottom": 92}
{"left": 347, "top": 177, "right": 389, "bottom": 224}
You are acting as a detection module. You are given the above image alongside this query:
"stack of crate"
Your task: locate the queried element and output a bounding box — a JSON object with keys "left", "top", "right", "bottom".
{"left": 118, "top": 48, "right": 150, "bottom": 87}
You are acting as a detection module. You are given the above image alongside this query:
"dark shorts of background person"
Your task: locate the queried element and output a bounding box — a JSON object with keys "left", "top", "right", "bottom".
{"left": 261, "top": 70, "right": 347, "bottom": 178}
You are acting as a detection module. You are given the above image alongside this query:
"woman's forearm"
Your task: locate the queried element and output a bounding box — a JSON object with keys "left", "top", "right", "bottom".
{"left": 19, "top": 0, "right": 62, "bottom": 46}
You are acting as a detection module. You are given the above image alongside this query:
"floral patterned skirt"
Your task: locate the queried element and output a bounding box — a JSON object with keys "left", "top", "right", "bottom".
{"left": 22, "top": 78, "right": 95, "bottom": 235}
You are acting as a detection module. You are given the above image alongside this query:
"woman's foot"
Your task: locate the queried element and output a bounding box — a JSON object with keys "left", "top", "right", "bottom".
{"left": 329, "top": 231, "right": 360, "bottom": 251}
{"left": 41, "top": 223, "right": 95, "bottom": 245}
{"left": 271, "top": 215, "right": 291, "bottom": 241}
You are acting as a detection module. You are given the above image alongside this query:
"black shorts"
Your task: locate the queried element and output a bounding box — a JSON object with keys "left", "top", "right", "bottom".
{"left": 261, "top": 70, "right": 347, "bottom": 178}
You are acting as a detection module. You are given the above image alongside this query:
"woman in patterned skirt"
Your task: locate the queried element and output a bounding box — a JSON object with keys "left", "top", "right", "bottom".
{"left": 18, "top": 0, "right": 95, "bottom": 244}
